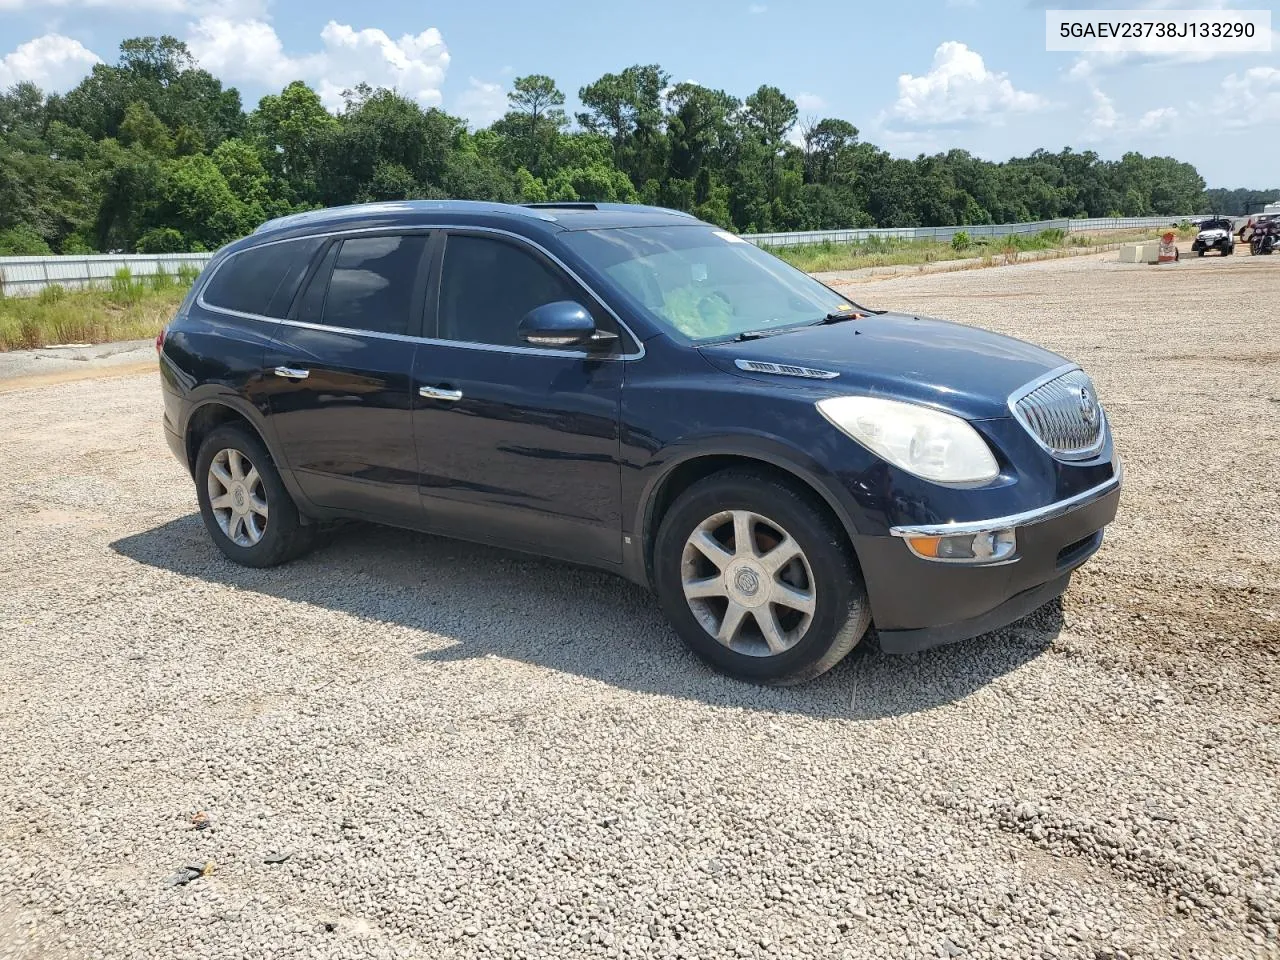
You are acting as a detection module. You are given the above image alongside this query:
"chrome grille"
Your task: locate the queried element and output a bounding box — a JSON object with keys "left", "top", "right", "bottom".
{"left": 1011, "top": 368, "right": 1105, "bottom": 459}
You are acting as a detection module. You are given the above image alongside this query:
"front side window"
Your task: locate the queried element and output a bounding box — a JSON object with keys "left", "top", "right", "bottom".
{"left": 437, "top": 234, "right": 587, "bottom": 348}
{"left": 561, "top": 225, "right": 855, "bottom": 342}
{"left": 298, "top": 234, "right": 428, "bottom": 336}
{"left": 202, "top": 237, "right": 323, "bottom": 318}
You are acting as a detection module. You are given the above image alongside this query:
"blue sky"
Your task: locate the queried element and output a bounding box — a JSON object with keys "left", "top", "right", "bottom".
{"left": 1, "top": 0, "right": 1276, "bottom": 187}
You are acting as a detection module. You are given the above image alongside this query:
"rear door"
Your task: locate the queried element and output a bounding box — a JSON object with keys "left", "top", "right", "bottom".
{"left": 263, "top": 231, "right": 432, "bottom": 524}
{"left": 411, "top": 231, "right": 628, "bottom": 564}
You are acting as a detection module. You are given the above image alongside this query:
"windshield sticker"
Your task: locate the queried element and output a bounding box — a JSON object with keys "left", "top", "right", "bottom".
{"left": 712, "top": 230, "right": 748, "bottom": 243}
{"left": 692, "top": 263, "right": 708, "bottom": 282}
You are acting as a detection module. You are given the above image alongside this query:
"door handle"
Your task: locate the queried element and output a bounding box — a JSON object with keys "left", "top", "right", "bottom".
{"left": 273, "top": 366, "right": 310, "bottom": 380}
{"left": 419, "top": 385, "right": 463, "bottom": 402}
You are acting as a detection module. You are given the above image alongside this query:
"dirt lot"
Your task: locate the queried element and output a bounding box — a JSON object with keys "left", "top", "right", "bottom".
{"left": 1, "top": 250, "right": 1277, "bottom": 960}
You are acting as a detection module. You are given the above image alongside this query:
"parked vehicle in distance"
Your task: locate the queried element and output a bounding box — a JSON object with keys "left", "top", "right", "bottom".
{"left": 157, "top": 201, "right": 1122, "bottom": 684}
{"left": 1238, "top": 212, "right": 1279, "bottom": 242}
{"left": 1250, "top": 218, "right": 1279, "bottom": 255}
{"left": 1192, "top": 217, "right": 1235, "bottom": 256}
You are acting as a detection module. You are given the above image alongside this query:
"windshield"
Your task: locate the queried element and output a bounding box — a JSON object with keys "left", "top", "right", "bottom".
{"left": 1201, "top": 219, "right": 1230, "bottom": 231}
{"left": 561, "top": 225, "right": 856, "bottom": 341}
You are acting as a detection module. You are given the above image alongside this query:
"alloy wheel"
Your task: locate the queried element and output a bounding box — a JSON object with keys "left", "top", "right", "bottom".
{"left": 207, "top": 447, "right": 269, "bottom": 547}
{"left": 680, "top": 509, "right": 817, "bottom": 657}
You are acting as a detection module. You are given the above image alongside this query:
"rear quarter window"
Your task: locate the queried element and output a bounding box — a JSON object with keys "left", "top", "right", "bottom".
{"left": 201, "top": 237, "right": 324, "bottom": 318}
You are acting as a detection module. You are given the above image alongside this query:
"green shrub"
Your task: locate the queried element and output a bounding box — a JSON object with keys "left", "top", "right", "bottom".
{"left": 951, "top": 230, "right": 971, "bottom": 252}
{"left": 135, "top": 227, "right": 187, "bottom": 254}
{"left": 110, "top": 267, "right": 146, "bottom": 305}
{"left": 0, "top": 225, "right": 53, "bottom": 256}
{"left": 177, "top": 264, "right": 200, "bottom": 286}
{"left": 60, "top": 232, "right": 97, "bottom": 255}
{"left": 38, "top": 284, "right": 67, "bottom": 304}
{"left": 148, "top": 267, "right": 177, "bottom": 292}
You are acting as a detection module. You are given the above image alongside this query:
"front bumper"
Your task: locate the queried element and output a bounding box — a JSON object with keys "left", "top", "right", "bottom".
{"left": 854, "top": 469, "right": 1121, "bottom": 654}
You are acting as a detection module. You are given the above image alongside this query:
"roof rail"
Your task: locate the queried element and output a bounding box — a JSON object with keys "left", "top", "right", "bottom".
{"left": 252, "top": 199, "right": 561, "bottom": 235}
{"left": 522, "top": 201, "right": 699, "bottom": 220}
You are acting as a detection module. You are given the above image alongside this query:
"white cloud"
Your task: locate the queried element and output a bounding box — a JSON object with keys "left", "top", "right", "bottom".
{"left": 1136, "top": 105, "right": 1178, "bottom": 132}
{"left": 1208, "top": 65, "right": 1280, "bottom": 127}
{"left": 887, "top": 41, "right": 1046, "bottom": 126}
{"left": 187, "top": 17, "right": 291, "bottom": 85}
{"left": 0, "top": 33, "right": 101, "bottom": 91}
{"left": 454, "top": 76, "right": 505, "bottom": 128}
{"left": 794, "top": 91, "right": 824, "bottom": 113}
{"left": 1086, "top": 87, "right": 1120, "bottom": 137}
{"left": 186, "top": 17, "right": 450, "bottom": 110}
{"left": 748, "top": 3, "right": 767, "bottom": 12}
{"left": 1081, "top": 84, "right": 1180, "bottom": 141}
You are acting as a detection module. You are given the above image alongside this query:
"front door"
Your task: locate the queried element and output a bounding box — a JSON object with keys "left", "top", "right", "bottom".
{"left": 411, "top": 231, "right": 627, "bottom": 564}
{"left": 264, "top": 232, "right": 432, "bottom": 523}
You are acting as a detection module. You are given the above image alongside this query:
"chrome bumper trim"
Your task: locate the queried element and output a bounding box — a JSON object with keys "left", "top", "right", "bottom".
{"left": 890, "top": 463, "right": 1122, "bottom": 539}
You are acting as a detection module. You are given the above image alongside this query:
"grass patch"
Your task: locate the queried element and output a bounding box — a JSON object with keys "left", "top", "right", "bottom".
{"left": 0, "top": 271, "right": 188, "bottom": 350}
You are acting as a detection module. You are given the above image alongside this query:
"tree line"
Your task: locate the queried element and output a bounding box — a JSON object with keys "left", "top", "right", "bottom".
{"left": 0, "top": 36, "right": 1272, "bottom": 256}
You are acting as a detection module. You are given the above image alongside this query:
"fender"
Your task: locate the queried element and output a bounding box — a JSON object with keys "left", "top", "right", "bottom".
{"left": 182, "top": 386, "right": 318, "bottom": 515}
{"left": 627, "top": 429, "right": 865, "bottom": 587}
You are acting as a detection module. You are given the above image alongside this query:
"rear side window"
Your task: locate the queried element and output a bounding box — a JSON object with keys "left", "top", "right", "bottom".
{"left": 201, "top": 237, "right": 322, "bottom": 318}
{"left": 437, "top": 234, "right": 587, "bottom": 348}
{"left": 300, "top": 235, "right": 428, "bottom": 336}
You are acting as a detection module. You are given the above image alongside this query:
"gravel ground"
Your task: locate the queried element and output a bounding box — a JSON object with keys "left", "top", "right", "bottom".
{"left": 0, "top": 340, "right": 153, "bottom": 382}
{"left": 1, "top": 250, "right": 1278, "bottom": 959}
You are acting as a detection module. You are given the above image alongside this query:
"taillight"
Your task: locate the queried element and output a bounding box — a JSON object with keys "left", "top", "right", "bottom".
{"left": 155, "top": 326, "right": 166, "bottom": 354}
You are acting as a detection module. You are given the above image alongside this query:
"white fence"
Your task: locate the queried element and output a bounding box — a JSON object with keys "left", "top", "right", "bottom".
{"left": 0, "top": 252, "right": 214, "bottom": 297}
{"left": 0, "top": 216, "right": 1192, "bottom": 296}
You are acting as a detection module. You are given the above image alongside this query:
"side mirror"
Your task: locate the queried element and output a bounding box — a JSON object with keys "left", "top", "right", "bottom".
{"left": 517, "top": 300, "right": 608, "bottom": 348}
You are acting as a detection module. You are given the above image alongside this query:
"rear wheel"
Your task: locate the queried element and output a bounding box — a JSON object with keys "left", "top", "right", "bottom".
{"left": 654, "top": 469, "right": 871, "bottom": 685}
{"left": 194, "top": 424, "right": 314, "bottom": 567}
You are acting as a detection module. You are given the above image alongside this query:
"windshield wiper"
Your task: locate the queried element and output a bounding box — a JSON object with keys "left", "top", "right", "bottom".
{"left": 733, "top": 326, "right": 796, "bottom": 341}
{"left": 809, "top": 310, "right": 863, "bottom": 326}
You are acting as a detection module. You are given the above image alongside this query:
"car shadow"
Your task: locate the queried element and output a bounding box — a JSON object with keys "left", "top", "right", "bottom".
{"left": 110, "top": 516, "right": 1063, "bottom": 721}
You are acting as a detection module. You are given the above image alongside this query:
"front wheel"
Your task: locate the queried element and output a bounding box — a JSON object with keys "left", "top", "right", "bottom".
{"left": 194, "top": 423, "right": 314, "bottom": 567}
{"left": 654, "top": 469, "right": 871, "bottom": 685}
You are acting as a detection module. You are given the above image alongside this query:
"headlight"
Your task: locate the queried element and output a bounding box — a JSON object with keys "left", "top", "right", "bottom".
{"left": 816, "top": 396, "right": 999, "bottom": 484}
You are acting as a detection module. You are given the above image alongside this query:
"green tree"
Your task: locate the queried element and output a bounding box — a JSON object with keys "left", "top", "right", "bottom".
{"left": 577, "top": 64, "right": 670, "bottom": 187}
{"left": 248, "top": 81, "right": 336, "bottom": 206}
{"left": 499, "top": 75, "right": 565, "bottom": 176}
{"left": 119, "top": 101, "right": 174, "bottom": 157}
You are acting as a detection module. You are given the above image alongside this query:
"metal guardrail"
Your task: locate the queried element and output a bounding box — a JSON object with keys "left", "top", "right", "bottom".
{"left": 742, "top": 215, "right": 1189, "bottom": 248}
{"left": 0, "top": 216, "right": 1192, "bottom": 296}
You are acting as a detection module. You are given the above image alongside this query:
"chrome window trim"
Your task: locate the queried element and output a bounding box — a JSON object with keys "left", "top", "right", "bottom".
{"left": 890, "top": 461, "right": 1122, "bottom": 539}
{"left": 195, "top": 223, "right": 645, "bottom": 360}
{"left": 1008, "top": 362, "right": 1107, "bottom": 461}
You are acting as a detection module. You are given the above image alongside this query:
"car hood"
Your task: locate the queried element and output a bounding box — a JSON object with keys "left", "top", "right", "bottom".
{"left": 698, "top": 312, "right": 1069, "bottom": 421}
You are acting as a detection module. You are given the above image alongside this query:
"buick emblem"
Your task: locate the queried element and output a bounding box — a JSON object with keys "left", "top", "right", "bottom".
{"left": 1078, "top": 386, "right": 1098, "bottom": 426}
{"left": 734, "top": 568, "right": 761, "bottom": 597}
{"left": 233, "top": 487, "right": 245, "bottom": 508}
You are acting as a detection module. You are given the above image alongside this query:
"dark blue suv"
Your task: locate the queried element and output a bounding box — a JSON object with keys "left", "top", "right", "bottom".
{"left": 158, "top": 200, "right": 1121, "bottom": 684}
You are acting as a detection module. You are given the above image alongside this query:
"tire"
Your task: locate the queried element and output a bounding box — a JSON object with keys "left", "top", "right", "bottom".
{"left": 194, "top": 423, "right": 314, "bottom": 567}
{"left": 1198, "top": 249, "right": 1205, "bottom": 257}
{"left": 653, "top": 468, "right": 871, "bottom": 685}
